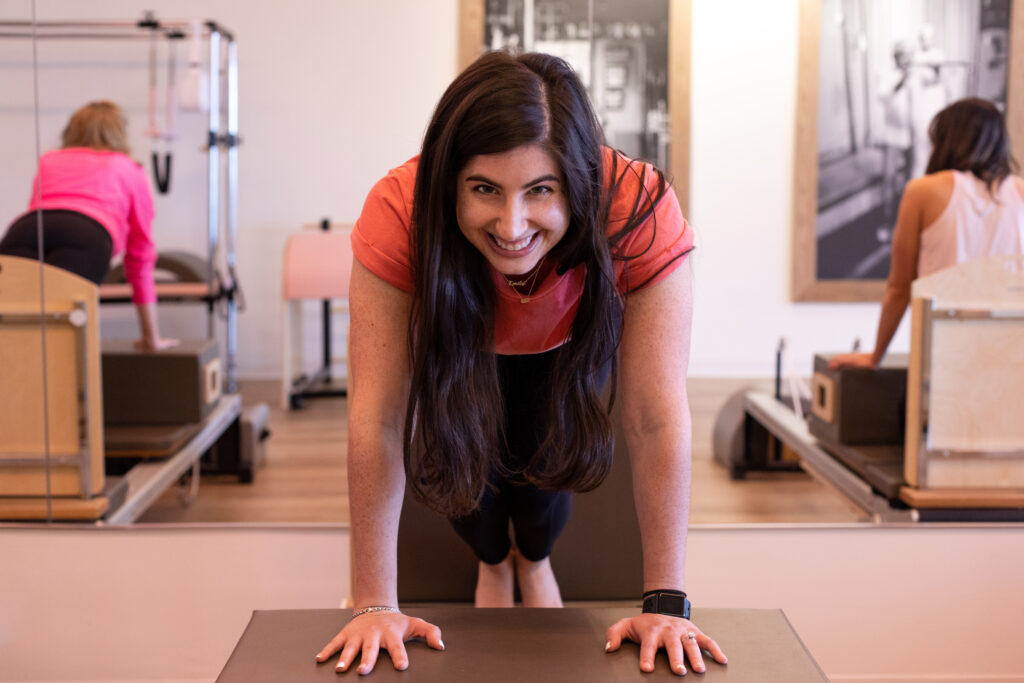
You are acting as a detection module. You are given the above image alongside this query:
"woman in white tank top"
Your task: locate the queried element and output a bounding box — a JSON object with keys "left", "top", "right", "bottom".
{"left": 831, "top": 97, "right": 1024, "bottom": 370}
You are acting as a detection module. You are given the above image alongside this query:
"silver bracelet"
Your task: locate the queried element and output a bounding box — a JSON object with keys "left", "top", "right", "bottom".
{"left": 351, "top": 605, "right": 401, "bottom": 619}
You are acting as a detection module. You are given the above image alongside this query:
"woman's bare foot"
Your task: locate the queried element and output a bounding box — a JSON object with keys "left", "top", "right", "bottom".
{"left": 475, "top": 552, "right": 515, "bottom": 607}
{"left": 515, "top": 553, "right": 563, "bottom": 607}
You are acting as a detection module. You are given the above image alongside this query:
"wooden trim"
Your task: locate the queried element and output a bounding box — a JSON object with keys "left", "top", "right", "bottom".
{"left": 904, "top": 298, "right": 925, "bottom": 487}
{"left": 669, "top": 0, "right": 691, "bottom": 217}
{"left": 457, "top": 0, "right": 484, "bottom": 73}
{"left": 791, "top": 0, "right": 1024, "bottom": 302}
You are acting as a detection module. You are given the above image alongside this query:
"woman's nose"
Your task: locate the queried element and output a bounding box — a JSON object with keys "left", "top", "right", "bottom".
{"left": 494, "top": 198, "right": 530, "bottom": 240}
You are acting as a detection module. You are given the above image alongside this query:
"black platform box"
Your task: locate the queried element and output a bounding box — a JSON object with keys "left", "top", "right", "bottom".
{"left": 102, "top": 339, "right": 222, "bottom": 425}
{"left": 808, "top": 353, "right": 907, "bottom": 446}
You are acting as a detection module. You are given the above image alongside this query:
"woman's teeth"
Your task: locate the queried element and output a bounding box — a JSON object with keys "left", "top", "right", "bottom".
{"left": 493, "top": 234, "right": 533, "bottom": 251}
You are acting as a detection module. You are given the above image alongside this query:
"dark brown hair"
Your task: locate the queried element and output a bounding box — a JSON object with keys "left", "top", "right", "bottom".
{"left": 405, "top": 51, "right": 673, "bottom": 517}
{"left": 926, "top": 97, "right": 1018, "bottom": 191}
{"left": 61, "top": 101, "right": 131, "bottom": 154}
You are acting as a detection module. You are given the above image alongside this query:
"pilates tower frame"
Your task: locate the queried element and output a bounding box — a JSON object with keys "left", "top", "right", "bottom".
{"left": 0, "top": 15, "right": 242, "bottom": 392}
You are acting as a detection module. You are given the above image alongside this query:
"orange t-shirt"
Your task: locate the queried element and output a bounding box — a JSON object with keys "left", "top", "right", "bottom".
{"left": 352, "top": 147, "right": 694, "bottom": 355}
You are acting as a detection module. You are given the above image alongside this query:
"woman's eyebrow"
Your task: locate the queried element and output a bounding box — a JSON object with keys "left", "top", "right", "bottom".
{"left": 464, "top": 173, "right": 561, "bottom": 189}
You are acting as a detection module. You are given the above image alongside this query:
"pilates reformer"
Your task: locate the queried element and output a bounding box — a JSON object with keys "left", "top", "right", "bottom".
{"left": 724, "top": 256, "right": 1024, "bottom": 523}
{"left": 0, "top": 255, "right": 251, "bottom": 524}
{"left": 0, "top": 13, "right": 244, "bottom": 393}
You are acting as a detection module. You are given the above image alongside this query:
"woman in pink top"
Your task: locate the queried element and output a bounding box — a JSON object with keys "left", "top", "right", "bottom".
{"left": 315, "top": 52, "right": 726, "bottom": 677}
{"left": 831, "top": 97, "right": 1024, "bottom": 370}
{"left": 0, "top": 101, "right": 176, "bottom": 350}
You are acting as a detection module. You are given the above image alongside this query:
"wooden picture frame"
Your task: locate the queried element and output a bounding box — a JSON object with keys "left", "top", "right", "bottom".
{"left": 792, "top": 0, "right": 1024, "bottom": 301}
{"left": 457, "top": 0, "right": 691, "bottom": 216}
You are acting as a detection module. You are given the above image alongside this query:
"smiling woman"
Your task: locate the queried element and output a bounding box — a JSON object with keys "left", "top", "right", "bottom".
{"left": 316, "top": 49, "right": 721, "bottom": 677}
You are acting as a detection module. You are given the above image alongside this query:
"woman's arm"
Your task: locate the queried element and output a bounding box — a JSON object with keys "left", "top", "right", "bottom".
{"left": 125, "top": 162, "right": 177, "bottom": 350}
{"left": 316, "top": 259, "right": 442, "bottom": 674}
{"left": 605, "top": 259, "right": 726, "bottom": 675}
{"left": 829, "top": 177, "right": 931, "bottom": 370}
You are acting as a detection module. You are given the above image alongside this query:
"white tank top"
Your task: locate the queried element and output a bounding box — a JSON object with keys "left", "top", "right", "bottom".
{"left": 917, "top": 171, "right": 1024, "bottom": 278}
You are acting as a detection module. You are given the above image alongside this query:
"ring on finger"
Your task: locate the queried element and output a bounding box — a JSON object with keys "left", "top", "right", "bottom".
{"left": 685, "top": 632, "right": 697, "bottom": 641}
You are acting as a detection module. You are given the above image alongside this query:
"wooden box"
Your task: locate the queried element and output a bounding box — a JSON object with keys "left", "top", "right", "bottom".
{"left": 808, "top": 353, "right": 907, "bottom": 446}
{"left": 102, "top": 339, "right": 222, "bottom": 425}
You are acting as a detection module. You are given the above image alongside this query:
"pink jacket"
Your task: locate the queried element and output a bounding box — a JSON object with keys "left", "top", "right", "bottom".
{"left": 29, "top": 148, "right": 156, "bottom": 304}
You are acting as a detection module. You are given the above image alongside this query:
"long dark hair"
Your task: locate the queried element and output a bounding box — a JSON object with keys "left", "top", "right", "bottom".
{"left": 406, "top": 51, "right": 671, "bottom": 517}
{"left": 926, "top": 97, "right": 1018, "bottom": 191}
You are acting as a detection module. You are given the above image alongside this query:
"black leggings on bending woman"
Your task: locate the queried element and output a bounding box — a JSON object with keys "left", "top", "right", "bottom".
{"left": 449, "top": 349, "right": 609, "bottom": 565}
{"left": 0, "top": 210, "right": 113, "bottom": 284}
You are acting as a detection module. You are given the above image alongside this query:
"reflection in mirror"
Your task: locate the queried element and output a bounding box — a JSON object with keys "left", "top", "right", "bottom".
{"left": 0, "top": 3, "right": 60, "bottom": 523}
{"left": 0, "top": 3, "right": 868, "bottom": 528}
{"left": 0, "top": 10, "right": 249, "bottom": 525}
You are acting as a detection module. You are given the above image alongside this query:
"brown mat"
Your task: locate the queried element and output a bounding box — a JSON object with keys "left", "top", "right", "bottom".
{"left": 217, "top": 607, "right": 826, "bottom": 682}
{"left": 104, "top": 422, "right": 202, "bottom": 458}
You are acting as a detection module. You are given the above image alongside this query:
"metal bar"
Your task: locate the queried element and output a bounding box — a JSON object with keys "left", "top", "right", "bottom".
{"left": 0, "top": 311, "right": 76, "bottom": 324}
{"left": 104, "top": 394, "right": 242, "bottom": 525}
{"left": 919, "top": 299, "right": 934, "bottom": 483}
{"left": 0, "top": 455, "right": 86, "bottom": 466}
{"left": 206, "top": 27, "right": 221, "bottom": 340}
{"left": 742, "top": 391, "right": 916, "bottom": 523}
{"left": 225, "top": 38, "right": 239, "bottom": 393}
{"left": 932, "top": 308, "right": 1024, "bottom": 320}
{"left": 73, "top": 301, "right": 92, "bottom": 498}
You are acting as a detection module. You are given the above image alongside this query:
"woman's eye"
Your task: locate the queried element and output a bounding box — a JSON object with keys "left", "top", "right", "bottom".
{"left": 473, "top": 184, "right": 498, "bottom": 195}
{"left": 529, "top": 185, "right": 553, "bottom": 196}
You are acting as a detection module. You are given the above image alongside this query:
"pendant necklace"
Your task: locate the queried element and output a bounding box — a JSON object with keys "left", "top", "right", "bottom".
{"left": 503, "top": 256, "right": 545, "bottom": 304}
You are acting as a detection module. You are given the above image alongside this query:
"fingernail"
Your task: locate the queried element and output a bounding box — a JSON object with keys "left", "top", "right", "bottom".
{"left": 605, "top": 641, "right": 612, "bottom": 651}
{"left": 439, "top": 639, "right": 446, "bottom": 650}
{"left": 676, "top": 663, "right": 686, "bottom": 674}
{"left": 314, "top": 655, "right": 322, "bottom": 662}
{"left": 696, "top": 665, "right": 705, "bottom": 673}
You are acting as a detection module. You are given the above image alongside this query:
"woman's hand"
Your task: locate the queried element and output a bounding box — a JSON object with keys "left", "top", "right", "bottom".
{"left": 827, "top": 352, "right": 876, "bottom": 371}
{"left": 605, "top": 614, "right": 727, "bottom": 676}
{"left": 133, "top": 337, "right": 181, "bottom": 351}
{"left": 315, "top": 612, "right": 444, "bottom": 675}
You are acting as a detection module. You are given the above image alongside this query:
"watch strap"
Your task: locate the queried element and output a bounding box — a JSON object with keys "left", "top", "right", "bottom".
{"left": 642, "top": 589, "right": 691, "bottom": 620}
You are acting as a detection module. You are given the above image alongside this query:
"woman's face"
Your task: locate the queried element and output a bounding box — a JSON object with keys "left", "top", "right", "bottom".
{"left": 456, "top": 143, "right": 570, "bottom": 277}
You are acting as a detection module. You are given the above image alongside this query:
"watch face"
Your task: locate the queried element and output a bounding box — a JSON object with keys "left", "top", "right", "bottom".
{"left": 659, "top": 593, "right": 684, "bottom": 615}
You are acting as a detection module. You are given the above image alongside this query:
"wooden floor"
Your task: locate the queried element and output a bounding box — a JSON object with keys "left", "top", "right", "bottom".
{"left": 136, "top": 378, "right": 864, "bottom": 525}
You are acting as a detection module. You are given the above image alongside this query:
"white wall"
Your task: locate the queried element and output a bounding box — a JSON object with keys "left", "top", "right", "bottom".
{"left": 2, "top": 524, "right": 1023, "bottom": 682}
{"left": 0, "top": 0, "right": 905, "bottom": 378}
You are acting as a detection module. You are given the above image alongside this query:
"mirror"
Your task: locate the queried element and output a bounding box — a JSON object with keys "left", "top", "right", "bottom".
{"left": 9, "top": 1, "right": 1015, "bottom": 528}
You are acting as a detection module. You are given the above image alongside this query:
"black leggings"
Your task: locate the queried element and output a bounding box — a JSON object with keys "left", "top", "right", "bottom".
{"left": 448, "top": 349, "right": 577, "bottom": 565}
{"left": 0, "top": 210, "right": 113, "bottom": 285}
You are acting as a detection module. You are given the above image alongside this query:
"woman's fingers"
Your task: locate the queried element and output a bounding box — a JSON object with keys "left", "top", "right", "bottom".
{"left": 638, "top": 633, "right": 661, "bottom": 673}
{"left": 315, "top": 633, "right": 345, "bottom": 663}
{"left": 356, "top": 633, "right": 382, "bottom": 675}
{"left": 604, "top": 617, "right": 633, "bottom": 652}
{"left": 382, "top": 632, "right": 411, "bottom": 671}
{"left": 700, "top": 633, "right": 728, "bottom": 664}
{"left": 336, "top": 639, "right": 362, "bottom": 673}
{"left": 664, "top": 635, "right": 687, "bottom": 676}
{"left": 682, "top": 631, "right": 705, "bottom": 673}
{"left": 406, "top": 617, "right": 445, "bottom": 651}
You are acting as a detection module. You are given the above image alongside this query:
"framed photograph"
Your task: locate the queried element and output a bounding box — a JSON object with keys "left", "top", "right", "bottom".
{"left": 458, "top": 0, "right": 691, "bottom": 216}
{"left": 792, "top": 0, "right": 1024, "bottom": 301}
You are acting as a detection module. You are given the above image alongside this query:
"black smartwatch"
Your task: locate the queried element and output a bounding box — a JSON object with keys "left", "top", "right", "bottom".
{"left": 642, "top": 589, "right": 691, "bottom": 620}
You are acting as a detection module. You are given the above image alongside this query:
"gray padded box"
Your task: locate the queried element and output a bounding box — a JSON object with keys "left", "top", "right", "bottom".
{"left": 102, "top": 338, "right": 222, "bottom": 425}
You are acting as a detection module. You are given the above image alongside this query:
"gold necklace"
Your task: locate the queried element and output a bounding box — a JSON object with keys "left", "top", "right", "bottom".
{"left": 503, "top": 256, "right": 545, "bottom": 304}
